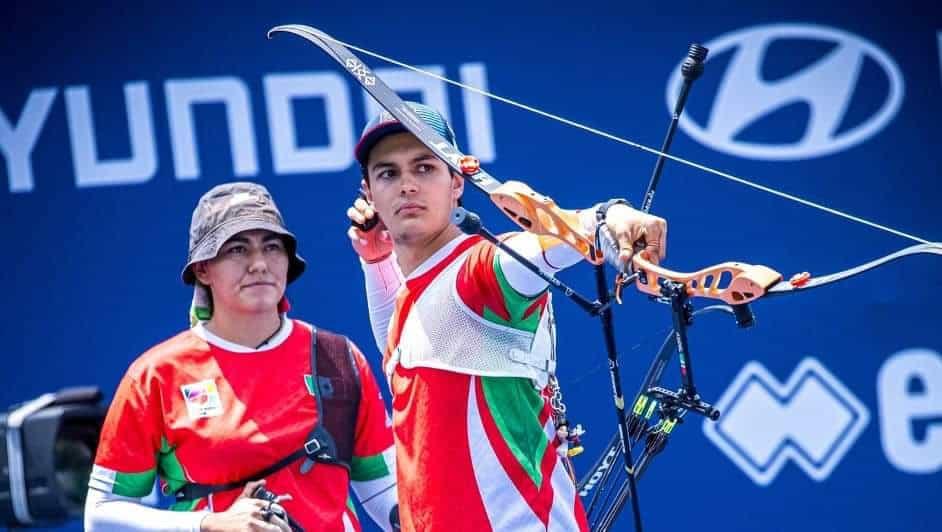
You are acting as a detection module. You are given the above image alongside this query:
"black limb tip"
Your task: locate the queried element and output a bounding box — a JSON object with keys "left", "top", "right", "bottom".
{"left": 681, "top": 43, "right": 709, "bottom": 81}
{"left": 452, "top": 207, "right": 482, "bottom": 235}
{"left": 731, "top": 303, "right": 755, "bottom": 329}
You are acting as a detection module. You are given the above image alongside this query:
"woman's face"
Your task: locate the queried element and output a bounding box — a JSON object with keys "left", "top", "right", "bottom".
{"left": 193, "top": 229, "right": 289, "bottom": 316}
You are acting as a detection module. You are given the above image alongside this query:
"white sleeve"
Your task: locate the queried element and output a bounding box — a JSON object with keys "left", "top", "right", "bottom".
{"left": 360, "top": 254, "right": 404, "bottom": 355}
{"left": 84, "top": 486, "right": 208, "bottom": 532}
{"left": 496, "top": 233, "right": 587, "bottom": 297}
{"left": 350, "top": 446, "right": 399, "bottom": 532}
{"left": 496, "top": 206, "right": 605, "bottom": 297}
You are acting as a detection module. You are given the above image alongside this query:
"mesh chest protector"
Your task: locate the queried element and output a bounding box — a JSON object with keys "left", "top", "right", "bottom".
{"left": 386, "top": 250, "right": 557, "bottom": 389}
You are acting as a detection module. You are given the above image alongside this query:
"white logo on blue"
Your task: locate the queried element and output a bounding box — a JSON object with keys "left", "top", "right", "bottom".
{"left": 703, "top": 357, "right": 870, "bottom": 485}
{"left": 667, "top": 23, "right": 904, "bottom": 160}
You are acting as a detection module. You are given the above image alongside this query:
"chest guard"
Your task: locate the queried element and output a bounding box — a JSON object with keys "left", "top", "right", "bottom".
{"left": 387, "top": 251, "right": 557, "bottom": 388}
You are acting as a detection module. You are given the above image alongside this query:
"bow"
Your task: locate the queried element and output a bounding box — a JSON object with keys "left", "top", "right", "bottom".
{"left": 630, "top": 242, "right": 942, "bottom": 304}
{"left": 580, "top": 241, "right": 941, "bottom": 530}
{"left": 267, "top": 24, "right": 941, "bottom": 532}
{"left": 267, "top": 27, "right": 646, "bottom": 531}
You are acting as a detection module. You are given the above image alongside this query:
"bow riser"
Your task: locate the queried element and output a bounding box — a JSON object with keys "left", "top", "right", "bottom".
{"left": 632, "top": 254, "right": 783, "bottom": 304}
{"left": 490, "top": 180, "right": 605, "bottom": 265}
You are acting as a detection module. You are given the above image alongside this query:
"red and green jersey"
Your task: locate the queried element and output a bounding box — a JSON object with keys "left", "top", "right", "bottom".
{"left": 90, "top": 319, "right": 394, "bottom": 532}
{"left": 384, "top": 236, "right": 589, "bottom": 531}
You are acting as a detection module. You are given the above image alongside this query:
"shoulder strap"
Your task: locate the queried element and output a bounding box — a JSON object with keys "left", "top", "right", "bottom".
{"left": 311, "top": 327, "right": 361, "bottom": 469}
{"left": 297, "top": 326, "right": 344, "bottom": 473}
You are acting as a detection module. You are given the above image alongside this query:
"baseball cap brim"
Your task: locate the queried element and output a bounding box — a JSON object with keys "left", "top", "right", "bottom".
{"left": 181, "top": 217, "right": 306, "bottom": 285}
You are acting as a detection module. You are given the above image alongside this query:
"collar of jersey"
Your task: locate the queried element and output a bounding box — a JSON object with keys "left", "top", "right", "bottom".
{"left": 192, "top": 315, "right": 294, "bottom": 353}
{"left": 406, "top": 234, "right": 476, "bottom": 281}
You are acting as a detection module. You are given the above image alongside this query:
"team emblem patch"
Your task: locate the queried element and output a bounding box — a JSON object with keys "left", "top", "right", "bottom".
{"left": 304, "top": 374, "right": 334, "bottom": 398}
{"left": 180, "top": 379, "right": 223, "bottom": 419}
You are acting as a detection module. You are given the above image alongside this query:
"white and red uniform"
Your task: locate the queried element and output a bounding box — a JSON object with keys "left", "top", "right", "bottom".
{"left": 364, "top": 234, "right": 590, "bottom": 531}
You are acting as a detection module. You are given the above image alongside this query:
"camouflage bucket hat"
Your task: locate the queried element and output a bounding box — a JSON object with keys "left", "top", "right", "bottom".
{"left": 181, "top": 182, "right": 306, "bottom": 285}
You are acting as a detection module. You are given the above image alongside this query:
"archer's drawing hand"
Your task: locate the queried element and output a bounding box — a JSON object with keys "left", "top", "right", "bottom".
{"left": 347, "top": 183, "right": 393, "bottom": 263}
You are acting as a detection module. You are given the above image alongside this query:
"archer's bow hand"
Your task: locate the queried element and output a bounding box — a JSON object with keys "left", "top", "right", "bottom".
{"left": 587, "top": 202, "right": 667, "bottom": 267}
{"left": 486, "top": 181, "right": 667, "bottom": 267}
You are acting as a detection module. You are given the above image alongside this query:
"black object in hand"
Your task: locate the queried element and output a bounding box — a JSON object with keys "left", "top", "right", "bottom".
{"left": 251, "top": 485, "right": 305, "bottom": 532}
{"left": 351, "top": 189, "right": 380, "bottom": 232}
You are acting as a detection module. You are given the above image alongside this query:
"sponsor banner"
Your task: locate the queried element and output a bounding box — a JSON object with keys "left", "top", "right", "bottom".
{"left": 2, "top": 2, "right": 939, "bottom": 531}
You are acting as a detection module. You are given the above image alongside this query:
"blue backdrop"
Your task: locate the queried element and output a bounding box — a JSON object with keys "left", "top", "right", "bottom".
{"left": 3, "top": 1, "right": 940, "bottom": 530}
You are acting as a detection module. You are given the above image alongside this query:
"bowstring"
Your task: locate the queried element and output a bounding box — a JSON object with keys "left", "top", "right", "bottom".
{"left": 293, "top": 26, "right": 940, "bottom": 532}
{"left": 319, "top": 33, "right": 932, "bottom": 245}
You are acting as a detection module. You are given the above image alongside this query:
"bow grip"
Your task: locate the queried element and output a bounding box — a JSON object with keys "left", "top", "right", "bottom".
{"left": 489, "top": 180, "right": 604, "bottom": 265}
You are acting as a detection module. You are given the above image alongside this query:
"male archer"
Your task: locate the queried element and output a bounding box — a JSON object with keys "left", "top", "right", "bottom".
{"left": 345, "top": 102, "right": 667, "bottom": 531}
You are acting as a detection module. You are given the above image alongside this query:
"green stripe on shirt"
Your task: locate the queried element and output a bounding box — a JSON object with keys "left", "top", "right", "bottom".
{"left": 485, "top": 255, "right": 545, "bottom": 333}
{"left": 351, "top": 452, "right": 392, "bottom": 482}
{"left": 112, "top": 469, "right": 157, "bottom": 498}
{"left": 480, "top": 376, "right": 550, "bottom": 488}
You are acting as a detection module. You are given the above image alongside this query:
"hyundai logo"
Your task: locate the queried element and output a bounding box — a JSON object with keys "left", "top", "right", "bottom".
{"left": 667, "top": 24, "right": 904, "bottom": 160}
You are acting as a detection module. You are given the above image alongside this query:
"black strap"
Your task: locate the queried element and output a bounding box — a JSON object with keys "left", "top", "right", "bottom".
{"left": 174, "top": 326, "right": 342, "bottom": 502}
{"left": 298, "top": 326, "right": 342, "bottom": 472}
{"left": 595, "top": 198, "right": 633, "bottom": 223}
{"left": 175, "top": 449, "right": 308, "bottom": 501}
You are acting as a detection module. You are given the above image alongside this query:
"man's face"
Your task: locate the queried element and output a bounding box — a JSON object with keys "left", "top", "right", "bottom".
{"left": 193, "top": 229, "right": 289, "bottom": 316}
{"left": 364, "top": 132, "right": 463, "bottom": 245}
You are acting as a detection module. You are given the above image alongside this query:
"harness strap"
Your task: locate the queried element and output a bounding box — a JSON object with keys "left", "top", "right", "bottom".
{"left": 174, "top": 326, "right": 348, "bottom": 502}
